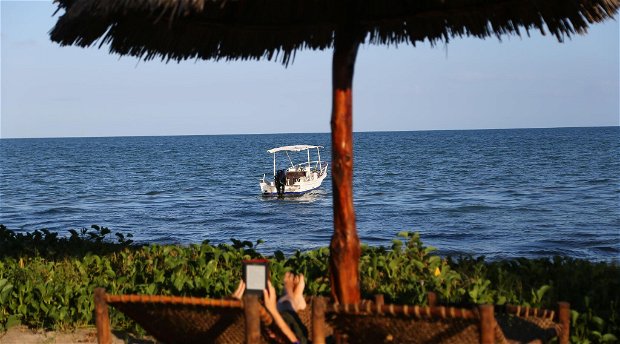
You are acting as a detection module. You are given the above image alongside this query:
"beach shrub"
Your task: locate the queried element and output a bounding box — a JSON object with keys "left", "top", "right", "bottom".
{"left": 570, "top": 297, "right": 619, "bottom": 343}
{"left": 359, "top": 231, "right": 464, "bottom": 304}
{"left": 277, "top": 247, "right": 331, "bottom": 295}
{"left": 0, "top": 224, "right": 134, "bottom": 259}
{"left": 1, "top": 224, "right": 619, "bottom": 341}
{"left": 0, "top": 225, "right": 268, "bottom": 331}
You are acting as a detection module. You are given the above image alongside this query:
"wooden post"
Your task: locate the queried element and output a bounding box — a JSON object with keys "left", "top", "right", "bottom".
{"left": 312, "top": 297, "right": 326, "bottom": 344}
{"left": 243, "top": 294, "right": 261, "bottom": 344}
{"left": 427, "top": 292, "right": 437, "bottom": 307}
{"left": 374, "top": 294, "right": 385, "bottom": 307}
{"left": 558, "top": 302, "right": 570, "bottom": 344}
{"left": 479, "top": 304, "right": 495, "bottom": 344}
{"left": 94, "top": 288, "right": 111, "bottom": 344}
{"left": 329, "top": 25, "right": 362, "bottom": 305}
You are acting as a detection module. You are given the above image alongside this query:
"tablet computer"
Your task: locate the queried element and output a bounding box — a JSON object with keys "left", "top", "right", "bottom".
{"left": 243, "top": 259, "right": 269, "bottom": 296}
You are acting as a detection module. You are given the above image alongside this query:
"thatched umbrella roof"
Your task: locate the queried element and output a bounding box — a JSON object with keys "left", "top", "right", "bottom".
{"left": 50, "top": 0, "right": 618, "bottom": 305}
{"left": 51, "top": 0, "right": 618, "bottom": 65}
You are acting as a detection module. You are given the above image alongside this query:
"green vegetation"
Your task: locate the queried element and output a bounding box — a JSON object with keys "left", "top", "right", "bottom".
{"left": 1, "top": 225, "right": 618, "bottom": 343}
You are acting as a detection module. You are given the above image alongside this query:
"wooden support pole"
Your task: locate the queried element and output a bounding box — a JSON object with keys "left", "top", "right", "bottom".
{"left": 94, "top": 288, "right": 111, "bottom": 344}
{"left": 558, "top": 302, "right": 570, "bottom": 344}
{"left": 312, "top": 297, "right": 326, "bottom": 344}
{"left": 479, "top": 304, "right": 495, "bottom": 344}
{"left": 374, "top": 294, "right": 385, "bottom": 308}
{"left": 427, "top": 291, "right": 437, "bottom": 307}
{"left": 244, "top": 294, "right": 261, "bottom": 344}
{"left": 329, "top": 26, "right": 362, "bottom": 305}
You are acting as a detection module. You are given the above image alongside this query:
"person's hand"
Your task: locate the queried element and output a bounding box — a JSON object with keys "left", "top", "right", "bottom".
{"left": 263, "top": 280, "right": 278, "bottom": 314}
{"left": 231, "top": 280, "right": 245, "bottom": 300}
{"left": 263, "top": 280, "right": 299, "bottom": 343}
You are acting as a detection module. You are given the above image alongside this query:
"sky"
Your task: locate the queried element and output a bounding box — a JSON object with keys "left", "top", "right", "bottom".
{"left": 1, "top": 1, "right": 618, "bottom": 138}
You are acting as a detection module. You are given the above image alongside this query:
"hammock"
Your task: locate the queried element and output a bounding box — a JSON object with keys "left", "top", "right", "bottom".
{"left": 94, "top": 288, "right": 278, "bottom": 344}
{"left": 94, "top": 288, "right": 569, "bottom": 344}
{"left": 310, "top": 295, "right": 570, "bottom": 344}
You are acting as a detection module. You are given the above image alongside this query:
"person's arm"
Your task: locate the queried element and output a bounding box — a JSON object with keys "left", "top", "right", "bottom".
{"left": 263, "top": 281, "right": 299, "bottom": 344}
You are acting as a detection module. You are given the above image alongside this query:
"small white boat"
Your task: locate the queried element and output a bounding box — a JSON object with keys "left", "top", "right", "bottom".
{"left": 259, "top": 145, "right": 328, "bottom": 196}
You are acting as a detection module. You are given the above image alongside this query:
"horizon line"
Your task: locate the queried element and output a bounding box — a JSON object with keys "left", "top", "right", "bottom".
{"left": 0, "top": 124, "right": 617, "bottom": 140}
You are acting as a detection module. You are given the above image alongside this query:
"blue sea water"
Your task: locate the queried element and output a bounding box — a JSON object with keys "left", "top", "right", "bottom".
{"left": 1, "top": 127, "right": 618, "bottom": 260}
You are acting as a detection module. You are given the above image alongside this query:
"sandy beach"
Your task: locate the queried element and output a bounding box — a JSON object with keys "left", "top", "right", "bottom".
{"left": 0, "top": 326, "right": 157, "bottom": 344}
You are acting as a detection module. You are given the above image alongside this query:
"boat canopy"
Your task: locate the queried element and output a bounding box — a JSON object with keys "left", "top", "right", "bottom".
{"left": 267, "top": 145, "right": 323, "bottom": 154}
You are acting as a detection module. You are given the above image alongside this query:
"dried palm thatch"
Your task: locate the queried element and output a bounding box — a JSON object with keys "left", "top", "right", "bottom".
{"left": 50, "top": 0, "right": 619, "bottom": 65}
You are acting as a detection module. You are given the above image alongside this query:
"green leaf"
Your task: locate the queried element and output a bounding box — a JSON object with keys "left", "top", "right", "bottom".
{"left": 0, "top": 282, "right": 13, "bottom": 303}
{"left": 424, "top": 246, "right": 438, "bottom": 255}
{"left": 591, "top": 316, "right": 604, "bottom": 327}
{"left": 274, "top": 251, "right": 285, "bottom": 261}
{"left": 59, "top": 308, "right": 67, "bottom": 321}
{"left": 413, "top": 260, "right": 425, "bottom": 270}
{"left": 428, "top": 256, "right": 441, "bottom": 266}
{"left": 173, "top": 276, "right": 185, "bottom": 292}
{"left": 6, "top": 315, "right": 21, "bottom": 329}
{"left": 496, "top": 296, "right": 507, "bottom": 305}
{"left": 535, "top": 285, "right": 551, "bottom": 302}
{"left": 571, "top": 310, "right": 580, "bottom": 325}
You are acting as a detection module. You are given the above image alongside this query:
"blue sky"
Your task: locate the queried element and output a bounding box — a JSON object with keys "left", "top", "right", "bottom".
{"left": 1, "top": 1, "right": 618, "bottom": 138}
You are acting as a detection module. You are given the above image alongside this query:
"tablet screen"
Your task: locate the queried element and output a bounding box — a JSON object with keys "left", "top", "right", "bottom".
{"left": 246, "top": 264, "right": 266, "bottom": 291}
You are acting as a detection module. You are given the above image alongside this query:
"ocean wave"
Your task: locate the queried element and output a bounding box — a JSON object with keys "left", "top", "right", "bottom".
{"left": 145, "top": 190, "right": 165, "bottom": 196}
{"left": 34, "top": 207, "right": 84, "bottom": 215}
{"left": 445, "top": 204, "right": 499, "bottom": 213}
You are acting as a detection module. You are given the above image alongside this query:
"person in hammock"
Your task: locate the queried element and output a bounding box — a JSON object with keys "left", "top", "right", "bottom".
{"left": 232, "top": 272, "right": 308, "bottom": 344}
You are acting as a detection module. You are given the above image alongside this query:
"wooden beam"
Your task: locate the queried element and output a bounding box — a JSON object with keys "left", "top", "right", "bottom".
{"left": 329, "top": 26, "right": 361, "bottom": 304}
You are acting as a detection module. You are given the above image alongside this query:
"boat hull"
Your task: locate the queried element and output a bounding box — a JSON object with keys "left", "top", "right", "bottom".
{"left": 260, "top": 171, "right": 327, "bottom": 196}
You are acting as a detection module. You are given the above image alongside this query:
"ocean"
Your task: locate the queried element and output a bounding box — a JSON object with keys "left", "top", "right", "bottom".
{"left": 1, "top": 127, "right": 618, "bottom": 260}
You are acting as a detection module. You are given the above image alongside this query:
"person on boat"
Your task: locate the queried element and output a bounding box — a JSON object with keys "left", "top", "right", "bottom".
{"left": 275, "top": 169, "right": 287, "bottom": 196}
{"left": 232, "top": 272, "right": 309, "bottom": 344}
